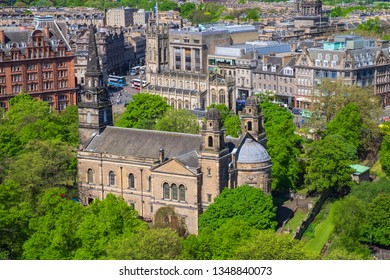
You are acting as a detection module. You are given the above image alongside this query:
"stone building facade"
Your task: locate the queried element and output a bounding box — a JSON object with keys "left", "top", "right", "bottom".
{"left": 77, "top": 29, "right": 272, "bottom": 234}
{"left": 0, "top": 25, "right": 76, "bottom": 111}
{"left": 105, "top": 7, "right": 135, "bottom": 27}
{"left": 294, "top": 35, "right": 390, "bottom": 107}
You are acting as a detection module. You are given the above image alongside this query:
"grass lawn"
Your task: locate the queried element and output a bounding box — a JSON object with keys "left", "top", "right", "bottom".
{"left": 304, "top": 203, "right": 335, "bottom": 255}
{"left": 283, "top": 209, "right": 306, "bottom": 236}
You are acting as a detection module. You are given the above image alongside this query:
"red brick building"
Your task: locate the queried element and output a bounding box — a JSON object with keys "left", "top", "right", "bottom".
{"left": 0, "top": 27, "right": 76, "bottom": 112}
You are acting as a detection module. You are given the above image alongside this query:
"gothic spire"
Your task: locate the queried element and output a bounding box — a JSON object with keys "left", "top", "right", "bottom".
{"left": 86, "top": 24, "right": 101, "bottom": 74}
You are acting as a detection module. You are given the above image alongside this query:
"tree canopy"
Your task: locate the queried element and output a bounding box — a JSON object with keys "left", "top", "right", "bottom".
{"left": 261, "top": 102, "right": 302, "bottom": 191}
{"left": 305, "top": 134, "right": 357, "bottom": 193}
{"left": 116, "top": 93, "right": 170, "bottom": 129}
{"left": 155, "top": 109, "right": 199, "bottom": 134}
{"left": 198, "top": 185, "right": 277, "bottom": 232}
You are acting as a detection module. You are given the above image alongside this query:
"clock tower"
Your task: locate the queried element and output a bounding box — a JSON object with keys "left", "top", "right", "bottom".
{"left": 78, "top": 24, "right": 113, "bottom": 147}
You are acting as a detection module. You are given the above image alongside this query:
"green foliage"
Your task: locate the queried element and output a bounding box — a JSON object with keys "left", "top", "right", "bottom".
{"left": 155, "top": 109, "right": 199, "bottom": 134}
{"left": 180, "top": 2, "right": 196, "bottom": 19}
{"left": 187, "top": 3, "right": 225, "bottom": 24}
{"left": 324, "top": 247, "right": 371, "bottom": 260}
{"left": 116, "top": 93, "right": 170, "bottom": 129}
{"left": 6, "top": 139, "right": 76, "bottom": 211}
{"left": 181, "top": 220, "right": 258, "bottom": 260}
{"left": 329, "top": 6, "right": 365, "bottom": 18}
{"left": 357, "top": 17, "right": 382, "bottom": 34}
{"left": 235, "top": 230, "right": 316, "bottom": 260}
{"left": 379, "top": 135, "right": 390, "bottom": 175}
{"left": 261, "top": 102, "right": 302, "bottom": 191}
{"left": 325, "top": 103, "right": 362, "bottom": 149}
{"left": 244, "top": 8, "right": 260, "bottom": 22}
{"left": 224, "top": 115, "right": 241, "bottom": 137}
{"left": 198, "top": 185, "right": 277, "bottom": 232}
{"left": 0, "top": 180, "right": 32, "bottom": 259}
{"left": 106, "top": 228, "right": 182, "bottom": 260}
{"left": 182, "top": 220, "right": 316, "bottom": 260}
{"left": 207, "top": 104, "right": 232, "bottom": 124}
{"left": 74, "top": 194, "right": 147, "bottom": 259}
{"left": 305, "top": 134, "right": 357, "bottom": 192}
{"left": 351, "top": 176, "right": 390, "bottom": 203}
{"left": 360, "top": 194, "right": 390, "bottom": 246}
{"left": 158, "top": 0, "right": 178, "bottom": 11}
{"left": 22, "top": 188, "right": 84, "bottom": 260}
{"left": 331, "top": 196, "right": 369, "bottom": 255}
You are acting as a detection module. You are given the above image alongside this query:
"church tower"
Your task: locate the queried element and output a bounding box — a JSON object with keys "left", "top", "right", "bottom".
{"left": 78, "top": 24, "right": 113, "bottom": 147}
{"left": 240, "top": 95, "right": 265, "bottom": 143}
{"left": 145, "top": 20, "right": 169, "bottom": 81}
{"left": 199, "top": 108, "right": 230, "bottom": 208}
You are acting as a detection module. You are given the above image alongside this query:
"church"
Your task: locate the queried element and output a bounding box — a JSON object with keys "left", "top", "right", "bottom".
{"left": 77, "top": 25, "right": 272, "bottom": 234}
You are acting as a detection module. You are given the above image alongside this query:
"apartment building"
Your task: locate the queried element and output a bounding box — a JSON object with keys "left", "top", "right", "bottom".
{"left": 0, "top": 20, "right": 76, "bottom": 111}
{"left": 105, "top": 7, "right": 135, "bottom": 27}
{"left": 294, "top": 35, "right": 390, "bottom": 108}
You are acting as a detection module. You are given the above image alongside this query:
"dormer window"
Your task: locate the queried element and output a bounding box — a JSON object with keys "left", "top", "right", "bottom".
{"left": 262, "top": 65, "right": 267, "bottom": 71}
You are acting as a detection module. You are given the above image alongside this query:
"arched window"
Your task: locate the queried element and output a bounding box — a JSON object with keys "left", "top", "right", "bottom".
{"left": 109, "top": 171, "right": 115, "bottom": 186}
{"left": 163, "top": 182, "right": 170, "bottom": 199}
{"left": 208, "top": 136, "right": 213, "bottom": 147}
{"left": 87, "top": 112, "right": 91, "bottom": 124}
{"left": 171, "top": 184, "right": 178, "bottom": 200}
{"left": 87, "top": 168, "right": 93, "bottom": 184}
{"left": 128, "top": 173, "right": 135, "bottom": 189}
{"left": 248, "top": 121, "right": 252, "bottom": 131}
{"left": 179, "top": 185, "right": 186, "bottom": 202}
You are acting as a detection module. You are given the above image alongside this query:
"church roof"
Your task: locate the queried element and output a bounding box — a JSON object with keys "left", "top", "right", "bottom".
{"left": 237, "top": 138, "right": 271, "bottom": 164}
{"left": 84, "top": 126, "right": 202, "bottom": 160}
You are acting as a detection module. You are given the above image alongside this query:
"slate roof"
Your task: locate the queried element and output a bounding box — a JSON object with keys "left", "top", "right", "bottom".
{"left": 85, "top": 126, "right": 202, "bottom": 160}
{"left": 176, "top": 150, "right": 200, "bottom": 169}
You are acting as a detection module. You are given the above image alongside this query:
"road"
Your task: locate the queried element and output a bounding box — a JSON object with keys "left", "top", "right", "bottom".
{"left": 109, "top": 74, "right": 143, "bottom": 113}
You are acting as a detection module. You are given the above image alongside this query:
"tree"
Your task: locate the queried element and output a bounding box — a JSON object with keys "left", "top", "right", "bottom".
{"left": 22, "top": 188, "right": 84, "bottom": 260}
{"left": 235, "top": 230, "right": 317, "bottom": 260}
{"left": 180, "top": 2, "right": 196, "bottom": 19}
{"left": 379, "top": 135, "right": 390, "bottom": 175}
{"left": 224, "top": 115, "right": 241, "bottom": 137}
{"left": 312, "top": 79, "right": 382, "bottom": 159}
{"left": 325, "top": 103, "right": 362, "bottom": 149}
{"left": 181, "top": 220, "right": 258, "bottom": 260}
{"left": 360, "top": 194, "right": 390, "bottom": 246}
{"left": 0, "top": 180, "right": 32, "bottom": 259}
{"left": 155, "top": 109, "right": 199, "bottom": 134}
{"left": 305, "top": 134, "right": 357, "bottom": 193}
{"left": 106, "top": 228, "right": 182, "bottom": 260}
{"left": 207, "top": 104, "right": 232, "bottom": 124}
{"left": 74, "top": 194, "right": 147, "bottom": 259}
{"left": 158, "top": 0, "right": 178, "bottom": 11}
{"left": 6, "top": 139, "right": 76, "bottom": 211}
{"left": 261, "top": 102, "right": 302, "bottom": 191}
{"left": 329, "top": 196, "right": 372, "bottom": 258}
{"left": 116, "top": 93, "right": 170, "bottom": 129}
{"left": 198, "top": 185, "right": 277, "bottom": 232}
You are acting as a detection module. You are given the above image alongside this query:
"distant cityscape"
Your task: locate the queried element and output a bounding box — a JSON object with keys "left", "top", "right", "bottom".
{"left": 1, "top": 1, "right": 390, "bottom": 112}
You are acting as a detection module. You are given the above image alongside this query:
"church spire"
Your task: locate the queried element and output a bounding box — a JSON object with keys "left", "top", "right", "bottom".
{"left": 86, "top": 24, "right": 101, "bottom": 75}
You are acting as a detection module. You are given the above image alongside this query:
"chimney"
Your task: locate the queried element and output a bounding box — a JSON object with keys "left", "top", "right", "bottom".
{"left": 0, "top": 29, "right": 4, "bottom": 45}
{"left": 262, "top": 55, "right": 267, "bottom": 65}
{"left": 43, "top": 26, "right": 50, "bottom": 38}
{"left": 291, "top": 42, "right": 297, "bottom": 53}
{"left": 159, "top": 148, "right": 165, "bottom": 163}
